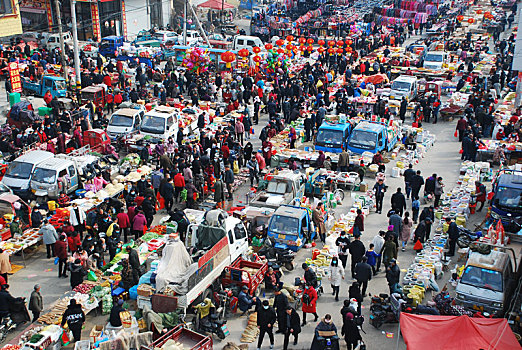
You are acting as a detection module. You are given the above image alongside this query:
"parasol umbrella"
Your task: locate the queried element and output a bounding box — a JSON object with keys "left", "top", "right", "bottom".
{"left": 197, "top": 0, "right": 234, "bottom": 10}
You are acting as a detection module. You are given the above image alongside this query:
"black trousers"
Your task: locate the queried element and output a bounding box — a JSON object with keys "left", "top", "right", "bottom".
{"left": 375, "top": 195, "right": 384, "bottom": 213}
{"left": 339, "top": 254, "right": 348, "bottom": 269}
{"left": 257, "top": 327, "right": 274, "bottom": 348}
{"left": 448, "top": 239, "right": 456, "bottom": 256}
{"left": 351, "top": 258, "right": 360, "bottom": 278}
{"left": 376, "top": 255, "right": 382, "bottom": 271}
{"left": 411, "top": 187, "right": 420, "bottom": 201}
{"left": 32, "top": 311, "right": 40, "bottom": 323}
{"left": 46, "top": 244, "right": 55, "bottom": 258}
{"left": 165, "top": 197, "right": 174, "bottom": 211}
{"left": 70, "top": 325, "right": 82, "bottom": 342}
{"left": 133, "top": 229, "right": 142, "bottom": 240}
{"left": 283, "top": 330, "right": 298, "bottom": 350}
{"left": 58, "top": 258, "right": 68, "bottom": 277}
{"left": 122, "top": 227, "right": 129, "bottom": 242}
{"left": 357, "top": 279, "right": 368, "bottom": 296}
{"left": 332, "top": 285, "right": 340, "bottom": 299}
{"left": 277, "top": 312, "right": 286, "bottom": 332}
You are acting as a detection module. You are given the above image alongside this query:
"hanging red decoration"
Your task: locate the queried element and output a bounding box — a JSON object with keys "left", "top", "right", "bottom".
{"left": 336, "top": 48, "right": 343, "bottom": 55}
{"left": 328, "top": 47, "right": 335, "bottom": 55}
{"left": 238, "top": 48, "right": 250, "bottom": 58}
{"left": 220, "top": 51, "right": 236, "bottom": 68}
{"left": 299, "top": 37, "right": 306, "bottom": 45}
{"left": 328, "top": 41, "right": 336, "bottom": 47}
{"left": 307, "top": 38, "right": 314, "bottom": 45}
{"left": 253, "top": 46, "right": 261, "bottom": 54}
{"left": 337, "top": 40, "right": 344, "bottom": 47}
{"left": 277, "top": 48, "right": 285, "bottom": 54}
{"left": 276, "top": 39, "right": 285, "bottom": 46}
{"left": 476, "top": 9, "right": 482, "bottom": 14}
{"left": 318, "top": 39, "right": 325, "bottom": 46}
{"left": 318, "top": 47, "right": 326, "bottom": 54}
{"left": 307, "top": 46, "right": 313, "bottom": 52}
{"left": 252, "top": 55, "right": 261, "bottom": 65}
{"left": 265, "top": 43, "right": 273, "bottom": 50}
{"left": 457, "top": 15, "right": 464, "bottom": 21}
{"left": 468, "top": 18, "right": 474, "bottom": 24}
{"left": 286, "top": 35, "right": 294, "bottom": 42}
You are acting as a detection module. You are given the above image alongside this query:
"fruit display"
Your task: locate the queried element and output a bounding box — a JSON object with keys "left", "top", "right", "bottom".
{"left": 73, "top": 283, "right": 94, "bottom": 294}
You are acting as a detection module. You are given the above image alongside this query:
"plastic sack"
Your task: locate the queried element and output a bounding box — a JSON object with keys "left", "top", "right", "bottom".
{"left": 454, "top": 130, "right": 458, "bottom": 137}
{"left": 233, "top": 160, "right": 239, "bottom": 174}
{"left": 87, "top": 270, "right": 98, "bottom": 282}
{"left": 54, "top": 257, "right": 59, "bottom": 265}
{"left": 180, "top": 189, "right": 187, "bottom": 202}
{"left": 61, "top": 330, "right": 71, "bottom": 346}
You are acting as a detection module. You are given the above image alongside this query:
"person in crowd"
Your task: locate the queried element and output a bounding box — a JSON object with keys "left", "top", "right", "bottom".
{"left": 446, "top": 217, "right": 460, "bottom": 256}
{"left": 68, "top": 258, "right": 87, "bottom": 289}
{"left": 311, "top": 314, "right": 339, "bottom": 350}
{"left": 335, "top": 231, "right": 350, "bottom": 269}
{"left": 400, "top": 212, "right": 413, "bottom": 252}
{"left": 61, "top": 299, "right": 86, "bottom": 342}
{"left": 354, "top": 256, "right": 372, "bottom": 297}
{"left": 349, "top": 234, "right": 365, "bottom": 279}
{"left": 256, "top": 300, "right": 276, "bottom": 350}
{"left": 391, "top": 188, "right": 407, "bottom": 216}
{"left": 274, "top": 286, "right": 289, "bottom": 333}
{"left": 29, "top": 284, "right": 43, "bottom": 323}
{"left": 313, "top": 202, "right": 327, "bottom": 243}
{"left": 386, "top": 259, "right": 401, "bottom": 294}
{"left": 55, "top": 234, "right": 69, "bottom": 278}
{"left": 238, "top": 285, "right": 257, "bottom": 315}
{"left": 301, "top": 281, "right": 319, "bottom": 326}
{"left": 41, "top": 219, "right": 58, "bottom": 259}
{"left": 353, "top": 209, "right": 364, "bottom": 236}
{"left": 109, "top": 299, "right": 125, "bottom": 328}
{"left": 382, "top": 235, "right": 397, "bottom": 269}
{"left": 474, "top": 180, "right": 487, "bottom": 211}
{"left": 0, "top": 249, "right": 11, "bottom": 284}
{"left": 328, "top": 257, "right": 345, "bottom": 301}
{"left": 283, "top": 306, "right": 301, "bottom": 350}
{"left": 373, "top": 178, "right": 386, "bottom": 214}
{"left": 341, "top": 312, "right": 362, "bottom": 350}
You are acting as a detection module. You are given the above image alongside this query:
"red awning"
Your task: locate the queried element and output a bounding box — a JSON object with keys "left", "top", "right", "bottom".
{"left": 197, "top": 0, "right": 234, "bottom": 10}
{"left": 400, "top": 314, "right": 522, "bottom": 350}
{"left": 363, "top": 73, "right": 388, "bottom": 85}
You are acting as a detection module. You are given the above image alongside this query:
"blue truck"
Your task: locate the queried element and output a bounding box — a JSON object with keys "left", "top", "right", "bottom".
{"left": 99, "top": 36, "right": 124, "bottom": 57}
{"left": 267, "top": 205, "right": 315, "bottom": 252}
{"left": 347, "top": 120, "right": 400, "bottom": 155}
{"left": 22, "top": 75, "right": 67, "bottom": 98}
{"left": 490, "top": 168, "right": 522, "bottom": 237}
{"left": 315, "top": 122, "right": 352, "bottom": 153}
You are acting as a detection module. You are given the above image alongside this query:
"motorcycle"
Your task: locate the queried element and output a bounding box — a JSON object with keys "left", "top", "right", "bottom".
{"left": 315, "top": 331, "right": 340, "bottom": 350}
{"left": 369, "top": 293, "right": 404, "bottom": 329}
{"left": 0, "top": 315, "right": 16, "bottom": 343}
{"left": 193, "top": 300, "right": 227, "bottom": 340}
{"left": 257, "top": 237, "right": 296, "bottom": 271}
{"left": 457, "top": 227, "right": 483, "bottom": 248}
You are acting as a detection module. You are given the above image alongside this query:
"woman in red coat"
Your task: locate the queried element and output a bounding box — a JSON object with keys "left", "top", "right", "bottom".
{"left": 301, "top": 282, "right": 318, "bottom": 326}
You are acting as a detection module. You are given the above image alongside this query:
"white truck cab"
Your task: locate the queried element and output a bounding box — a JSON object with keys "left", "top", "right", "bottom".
{"left": 233, "top": 35, "right": 263, "bottom": 52}
{"left": 423, "top": 51, "right": 448, "bottom": 70}
{"left": 140, "top": 106, "right": 179, "bottom": 140}
{"left": 107, "top": 106, "right": 145, "bottom": 139}
{"left": 389, "top": 75, "right": 418, "bottom": 102}
{"left": 43, "top": 32, "right": 73, "bottom": 51}
{"left": 2, "top": 150, "right": 54, "bottom": 198}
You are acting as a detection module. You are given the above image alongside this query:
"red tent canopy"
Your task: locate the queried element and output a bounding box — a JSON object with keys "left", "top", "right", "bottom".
{"left": 363, "top": 73, "right": 388, "bottom": 85}
{"left": 400, "top": 314, "right": 521, "bottom": 350}
{"left": 197, "top": 0, "right": 234, "bottom": 10}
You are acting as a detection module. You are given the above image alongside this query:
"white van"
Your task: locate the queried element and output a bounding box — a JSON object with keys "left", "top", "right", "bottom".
{"left": 423, "top": 51, "right": 448, "bottom": 70}
{"left": 389, "top": 76, "right": 418, "bottom": 101}
{"left": 153, "top": 30, "right": 179, "bottom": 44}
{"left": 107, "top": 106, "right": 145, "bottom": 139}
{"left": 43, "top": 32, "right": 73, "bottom": 51}
{"left": 233, "top": 35, "right": 263, "bottom": 52}
{"left": 140, "top": 106, "right": 179, "bottom": 140}
{"left": 1, "top": 150, "right": 55, "bottom": 198}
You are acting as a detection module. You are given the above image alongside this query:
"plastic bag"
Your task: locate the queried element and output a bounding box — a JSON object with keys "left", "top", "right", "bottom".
{"left": 54, "top": 257, "right": 59, "bottom": 265}
{"left": 454, "top": 130, "right": 458, "bottom": 137}
{"left": 61, "top": 330, "right": 71, "bottom": 346}
{"left": 180, "top": 189, "right": 187, "bottom": 202}
{"left": 87, "top": 270, "right": 98, "bottom": 282}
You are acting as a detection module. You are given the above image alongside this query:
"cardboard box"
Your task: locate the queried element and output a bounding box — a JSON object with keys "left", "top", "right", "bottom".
{"left": 137, "top": 284, "right": 155, "bottom": 297}
{"left": 90, "top": 325, "right": 104, "bottom": 344}
{"left": 359, "top": 182, "right": 368, "bottom": 192}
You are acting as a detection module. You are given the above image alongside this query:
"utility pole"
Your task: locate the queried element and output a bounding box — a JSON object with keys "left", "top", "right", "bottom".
{"left": 183, "top": 0, "right": 187, "bottom": 45}
{"left": 54, "top": 0, "right": 69, "bottom": 82}
{"left": 71, "top": 0, "right": 81, "bottom": 91}
{"left": 189, "top": 3, "right": 210, "bottom": 46}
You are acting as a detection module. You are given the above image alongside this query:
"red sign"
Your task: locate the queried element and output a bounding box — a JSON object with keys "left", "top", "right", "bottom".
{"left": 121, "top": 0, "right": 127, "bottom": 40}
{"left": 8, "top": 62, "right": 22, "bottom": 93}
{"left": 198, "top": 236, "right": 228, "bottom": 268}
{"left": 45, "top": 0, "right": 53, "bottom": 27}
{"left": 91, "top": 2, "right": 101, "bottom": 42}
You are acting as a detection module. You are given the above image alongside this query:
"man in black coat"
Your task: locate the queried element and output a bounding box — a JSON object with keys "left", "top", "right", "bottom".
{"left": 61, "top": 299, "right": 85, "bottom": 342}
{"left": 349, "top": 235, "right": 366, "bottom": 279}
{"left": 410, "top": 170, "right": 425, "bottom": 201}
{"left": 283, "top": 306, "right": 301, "bottom": 350}
{"left": 257, "top": 300, "right": 276, "bottom": 350}
{"left": 390, "top": 188, "right": 407, "bottom": 217}
{"left": 403, "top": 164, "right": 416, "bottom": 199}
{"left": 446, "top": 217, "right": 460, "bottom": 256}
{"left": 274, "top": 287, "right": 289, "bottom": 334}
{"left": 354, "top": 256, "right": 372, "bottom": 297}
{"left": 386, "top": 259, "right": 400, "bottom": 294}
{"left": 419, "top": 206, "right": 435, "bottom": 241}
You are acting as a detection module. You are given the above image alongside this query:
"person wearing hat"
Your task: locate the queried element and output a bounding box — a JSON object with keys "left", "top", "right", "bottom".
{"left": 283, "top": 305, "right": 301, "bottom": 350}
{"left": 341, "top": 311, "right": 362, "bottom": 350}
{"left": 68, "top": 258, "right": 87, "bottom": 289}
{"left": 61, "top": 299, "right": 85, "bottom": 342}
{"left": 373, "top": 178, "right": 387, "bottom": 214}
{"left": 446, "top": 217, "right": 459, "bottom": 256}
{"left": 29, "top": 284, "right": 43, "bottom": 323}
{"left": 386, "top": 259, "right": 400, "bottom": 294}
{"left": 109, "top": 299, "right": 125, "bottom": 328}
{"left": 348, "top": 234, "right": 365, "bottom": 279}
{"left": 238, "top": 285, "right": 257, "bottom": 314}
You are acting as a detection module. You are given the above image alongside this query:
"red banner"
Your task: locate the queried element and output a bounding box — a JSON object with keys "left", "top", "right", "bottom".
{"left": 9, "top": 62, "right": 22, "bottom": 93}
{"left": 91, "top": 2, "right": 101, "bottom": 42}
{"left": 121, "top": 0, "right": 127, "bottom": 40}
{"left": 45, "top": 0, "right": 53, "bottom": 27}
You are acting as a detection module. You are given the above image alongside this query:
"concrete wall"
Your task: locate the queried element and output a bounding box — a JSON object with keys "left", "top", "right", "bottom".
{"left": 125, "top": 0, "right": 172, "bottom": 39}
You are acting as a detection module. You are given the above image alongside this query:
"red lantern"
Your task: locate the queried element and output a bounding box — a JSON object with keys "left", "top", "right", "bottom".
{"left": 468, "top": 18, "right": 474, "bottom": 24}
{"left": 347, "top": 39, "right": 353, "bottom": 45}
{"left": 328, "top": 41, "right": 336, "bottom": 47}
{"left": 286, "top": 35, "right": 294, "bottom": 42}
{"left": 307, "top": 46, "right": 313, "bottom": 52}
{"left": 286, "top": 44, "right": 293, "bottom": 51}
{"left": 318, "top": 39, "right": 325, "bottom": 46}
{"left": 253, "top": 55, "right": 261, "bottom": 65}
{"left": 253, "top": 46, "right": 261, "bottom": 54}
{"left": 457, "top": 15, "right": 464, "bottom": 21}
{"left": 328, "top": 47, "right": 335, "bottom": 55}
{"left": 277, "top": 48, "right": 285, "bottom": 54}
{"left": 276, "top": 39, "right": 285, "bottom": 47}
{"left": 318, "top": 47, "right": 326, "bottom": 54}
{"left": 476, "top": 9, "right": 482, "bottom": 14}
{"left": 337, "top": 40, "right": 344, "bottom": 47}
{"left": 221, "top": 51, "right": 236, "bottom": 68}
{"left": 307, "top": 38, "right": 314, "bottom": 45}
{"left": 265, "top": 43, "right": 273, "bottom": 50}
{"left": 299, "top": 37, "right": 306, "bottom": 45}
{"left": 336, "top": 48, "right": 343, "bottom": 55}
{"left": 238, "top": 48, "right": 249, "bottom": 58}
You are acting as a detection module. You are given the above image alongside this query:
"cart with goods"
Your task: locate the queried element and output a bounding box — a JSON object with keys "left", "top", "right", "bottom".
{"left": 221, "top": 258, "right": 268, "bottom": 295}
{"left": 140, "top": 325, "right": 212, "bottom": 350}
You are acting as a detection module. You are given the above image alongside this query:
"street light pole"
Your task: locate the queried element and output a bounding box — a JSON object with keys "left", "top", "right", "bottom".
{"left": 54, "top": 0, "right": 69, "bottom": 82}
{"left": 183, "top": 0, "right": 187, "bottom": 45}
{"left": 71, "top": 0, "right": 81, "bottom": 91}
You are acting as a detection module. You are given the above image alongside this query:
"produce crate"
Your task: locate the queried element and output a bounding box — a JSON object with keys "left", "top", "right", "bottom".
{"left": 74, "top": 340, "right": 91, "bottom": 350}
{"left": 137, "top": 284, "right": 155, "bottom": 297}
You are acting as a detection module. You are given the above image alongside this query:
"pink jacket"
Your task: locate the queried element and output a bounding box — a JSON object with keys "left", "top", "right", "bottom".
{"left": 93, "top": 176, "right": 108, "bottom": 192}
{"left": 132, "top": 213, "right": 147, "bottom": 231}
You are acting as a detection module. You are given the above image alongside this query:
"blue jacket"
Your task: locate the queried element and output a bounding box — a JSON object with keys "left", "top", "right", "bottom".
{"left": 238, "top": 291, "right": 254, "bottom": 312}
{"left": 365, "top": 250, "right": 380, "bottom": 267}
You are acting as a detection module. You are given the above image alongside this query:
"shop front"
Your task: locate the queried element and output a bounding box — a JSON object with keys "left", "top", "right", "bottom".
{"left": 20, "top": 0, "right": 50, "bottom": 32}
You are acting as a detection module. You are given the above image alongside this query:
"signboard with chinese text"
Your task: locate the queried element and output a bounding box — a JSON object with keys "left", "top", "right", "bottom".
{"left": 9, "top": 62, "right": 22, "bottom": 93}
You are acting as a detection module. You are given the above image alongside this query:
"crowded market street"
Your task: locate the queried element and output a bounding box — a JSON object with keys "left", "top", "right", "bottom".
{"left": 0, "top": 0, "right": 521, "bottom": 350}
